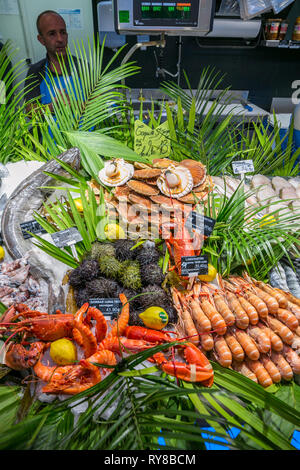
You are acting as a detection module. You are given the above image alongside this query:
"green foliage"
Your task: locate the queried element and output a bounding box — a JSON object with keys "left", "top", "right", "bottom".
{"left": 0, "top": 347, "right": 299, "bottom": 450}
{"left": 18, "top": 36, "right": 140, "bottom": 165}
{"left": 0, "top": 41, "right": 39, "bottom": 164}
{"left": 200, "top": 181, "right": 300, "bottom": 279}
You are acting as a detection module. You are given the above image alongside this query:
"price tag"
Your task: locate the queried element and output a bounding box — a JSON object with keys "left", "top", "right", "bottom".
{"left": 180, "top": 255, "right": 208, "bottom": 277}
{"left": 232, "top": 160, "right": 254, "bottom": 175}
{"left": 51, "top": 227, "right": 83, "bottom": 248}
{"left": 185, "top": 211, "right": 216, "bottom": 238}
{"left": 20, "top": 220, "right": 47, "bottom": 239}
{"left": 88, "top": 298, "right": 122, "bottom": 320}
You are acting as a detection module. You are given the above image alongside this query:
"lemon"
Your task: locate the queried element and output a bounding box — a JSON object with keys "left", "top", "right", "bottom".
{"left": 259, "top": 214, "right": 277, "bottom": 228}
{"left": 139, "top": 307, "right": 169, "bottom": 330}
{"left": 198, "top": 263, "right": 217, "bottom": 282}
{"left": 74, "top": 198, "right": 84, "bottom": 212}
{"left": 104, "top": 223, "right": 125, "bottom": 240}
{"left": 0, "top": 246, "right": 5, "bottom": 262}
{"left": 50, "top": 338, "right": 77, "bottom": 365}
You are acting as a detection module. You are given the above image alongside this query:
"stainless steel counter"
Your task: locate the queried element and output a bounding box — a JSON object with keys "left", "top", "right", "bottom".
{"left": 125, "top": 88, "right": 269, "bottom": 123}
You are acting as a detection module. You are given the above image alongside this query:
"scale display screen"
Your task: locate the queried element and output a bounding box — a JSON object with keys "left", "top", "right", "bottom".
{"left": 114, "top": 0, "right": 215, "bottom": 36}
{"left": 140, "top": 2, "right": 194, "bottom": 22}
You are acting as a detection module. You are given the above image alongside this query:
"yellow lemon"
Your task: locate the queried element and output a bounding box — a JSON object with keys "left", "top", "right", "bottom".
{"left": 74, "top": 198, "right": 84, "bottom": 212}
{"left": 104, "top": 223, "right": 125, "bottom": 240}
{"left": 50, "top": 338, "right": 77, "bottom": 366}
{"left": 139, "top": 307, "right": 169, "bottom": 330}
{"left": 259, "top": 214, "right": 277, "bottom": 228}
{"left": 198, "top": 263, "right": 217, "bottom": 282}
{"left": 0, "top": 246, "right": 5, "bottom": 261}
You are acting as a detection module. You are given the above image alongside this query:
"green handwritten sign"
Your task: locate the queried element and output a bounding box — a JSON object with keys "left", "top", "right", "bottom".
{"left": 134, "top": 120, "right": 170, "bottom": 159}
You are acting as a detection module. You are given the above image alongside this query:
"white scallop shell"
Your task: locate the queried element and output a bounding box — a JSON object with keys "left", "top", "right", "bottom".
{"left": 98, "top": 159, "right": 134, "bottom": 187}
{"left": 156, "top": 164, "right": 194, "bottom": 199}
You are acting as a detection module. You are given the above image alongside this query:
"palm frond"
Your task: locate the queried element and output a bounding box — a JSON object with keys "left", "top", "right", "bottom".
{"left": 201, "top": 182, "right": 300, "bottom": 279}
{"left": 0, "top": 344, "right": 299, "bottom": 450}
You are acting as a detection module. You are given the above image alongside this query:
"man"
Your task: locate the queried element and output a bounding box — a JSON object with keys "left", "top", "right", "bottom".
{"left": 24, "top": 10, "right": 77, "bottom": 113}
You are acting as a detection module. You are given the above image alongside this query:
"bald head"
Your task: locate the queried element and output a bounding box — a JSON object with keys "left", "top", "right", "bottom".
{"left": 37, "top": 10, "right": 65, "bottom": 34}
{"left": 37, "top": 11, "right": 68, "bottom": 60}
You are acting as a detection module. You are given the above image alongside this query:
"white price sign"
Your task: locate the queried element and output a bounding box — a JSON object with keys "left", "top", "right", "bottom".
{"left": 232, "top": 160, "right": 254, "bottom": 175}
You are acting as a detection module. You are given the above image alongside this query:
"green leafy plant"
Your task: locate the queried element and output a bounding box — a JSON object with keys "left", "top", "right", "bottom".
{"left": 0, "top": 40, "right": 39, "bottom": 164}
{"left": 0, "top": 345, "right": 299, "bottom": 450}
{"left": 227, "top": 113, "right": 300, "bottom": 177}
{"left": 200, "top": 181, "right": 300, "bottom": 279}
{"left": 17, "top": 36, "right": 140, "bottom": 164}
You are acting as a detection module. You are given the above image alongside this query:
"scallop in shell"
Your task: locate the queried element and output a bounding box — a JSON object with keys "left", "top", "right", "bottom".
{"left": 98, "top": 159, "right": 134, "bottom": 187}
{"left": 180, "top": 159, "right": 207, "bottom": 188}
{"left": 156, "top": 165, "right": 194, "bottom": 199}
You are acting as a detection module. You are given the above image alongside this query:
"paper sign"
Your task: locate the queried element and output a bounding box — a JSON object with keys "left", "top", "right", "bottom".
{"left": 58, "top": 9, "right": 83, "bottom": 30}
{"left": 0, "top": 0, "right": 19, "bottom": 15}
{"left": 51, "top": 227, "right": 83, "bottom": 248}
{"left": 180, "top": 255, "right": 208, "bottom": 277}
{"left": 232, "top": 160, "right": 254, "bottom": 175}
{"left": 20, "top": 220, "right": 47, "bottom": 240}
{"left": 88, "top": 298, "right": 122, "bottom": 320}
{"left": 134, "top": 120, "right": 170, "bottom": 158}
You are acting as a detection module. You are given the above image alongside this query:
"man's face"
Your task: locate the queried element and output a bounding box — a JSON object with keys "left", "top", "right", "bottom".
{"left": 37, "top": 14, "right": 68, "bottom": 58}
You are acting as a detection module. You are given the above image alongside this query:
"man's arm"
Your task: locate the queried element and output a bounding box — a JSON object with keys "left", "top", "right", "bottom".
{"left": 24, "top": 68, "right": 43, "bottom": 114}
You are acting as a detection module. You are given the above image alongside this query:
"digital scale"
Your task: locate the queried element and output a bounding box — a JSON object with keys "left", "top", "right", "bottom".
{"left": 113, "top": 0, "right": 215, "bottom": 36}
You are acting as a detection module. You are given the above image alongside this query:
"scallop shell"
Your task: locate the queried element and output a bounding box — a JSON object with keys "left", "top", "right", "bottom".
{"left": 88, "top": 179, "right": 101, "bottom": 195}
{"left": 113, "top": 185, "right": 131, "bottom": 202}
{"left": 180, "top": 160, "right": 207, "bottom": 188}
{"left": 127, "top": 180, "right": 160, "bottom": 196}
{"left": 98, "top": 159, "right": 134, "bottom": 187}
{"left": 150, "top": 194, "right": 187, "bottom": 211}
{"left": 156, "top": 165, "right": 194, "bottom": 199}
{"left": 133, "top": 168, "right": 162, "bottom": 180}
{"left": 152, "top": 158, "right": 179, "bottom": 169}
{"left": 128, "top": 192, "right": 157, "bottom": 212}
{"left": 177, "top": 191, "right": 207, "bottom": 204}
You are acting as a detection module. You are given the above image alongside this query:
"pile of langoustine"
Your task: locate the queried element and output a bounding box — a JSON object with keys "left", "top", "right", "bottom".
{"left": 0, "top": 293, "right": 214, "bottom": 396}
{"left": 172, "top": 273, "right": 300, "bottom": 387}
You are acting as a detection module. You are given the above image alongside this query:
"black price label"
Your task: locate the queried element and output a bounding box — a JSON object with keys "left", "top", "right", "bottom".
{"left": 20, "top": 220, "right": 47, "bottom": 239}
{"left": 181, "top": 255, "right": 208, "bottom": 277}
{"left": 51, "top": 227, "right": 83, "bottom": 248}
{"left": 186, "top": 211, "right": 216, "bottom": 238}
{"left": 232, "top": 160, "right": 254, "bottom": 174}
{"left": 88, "top": 298, "right": 122, "bottom": 320}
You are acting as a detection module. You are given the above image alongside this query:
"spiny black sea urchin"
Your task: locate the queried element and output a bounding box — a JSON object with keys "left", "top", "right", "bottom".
{"left": 140, "top": 263, "right": 164, "bottom": 287}
{"left": 78, "top": 259, "right": 100, "bottom": 282}
{"left": 68, "top": 267, "right": 85, "bottom": 289}
{"left": 114, "top": 239, "right": 137, "bottom": 262}
{"left": 135, "top": 245, "right": 160, "bottom": 268}
{"left": 86, "top": 277, "right": 119, "bottom": 298}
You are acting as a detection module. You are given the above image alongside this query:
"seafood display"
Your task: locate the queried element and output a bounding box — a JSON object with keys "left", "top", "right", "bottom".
{"left": 0, "top": 256, "right": 47, "bottom": 311}
{"left": 211, "top": 174, "right": 300, "bottom": 221}
{"left": 0, "top": 295, "right": 214, "bottom": 394}
{"left": 172, "top": 273, "right": 300, "bottom": 387}
{"left": 67, "top": 239, "right": 177, "bottom": 325}
{"left": 89, "top": 158, "right": 213, "bottom": 238}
